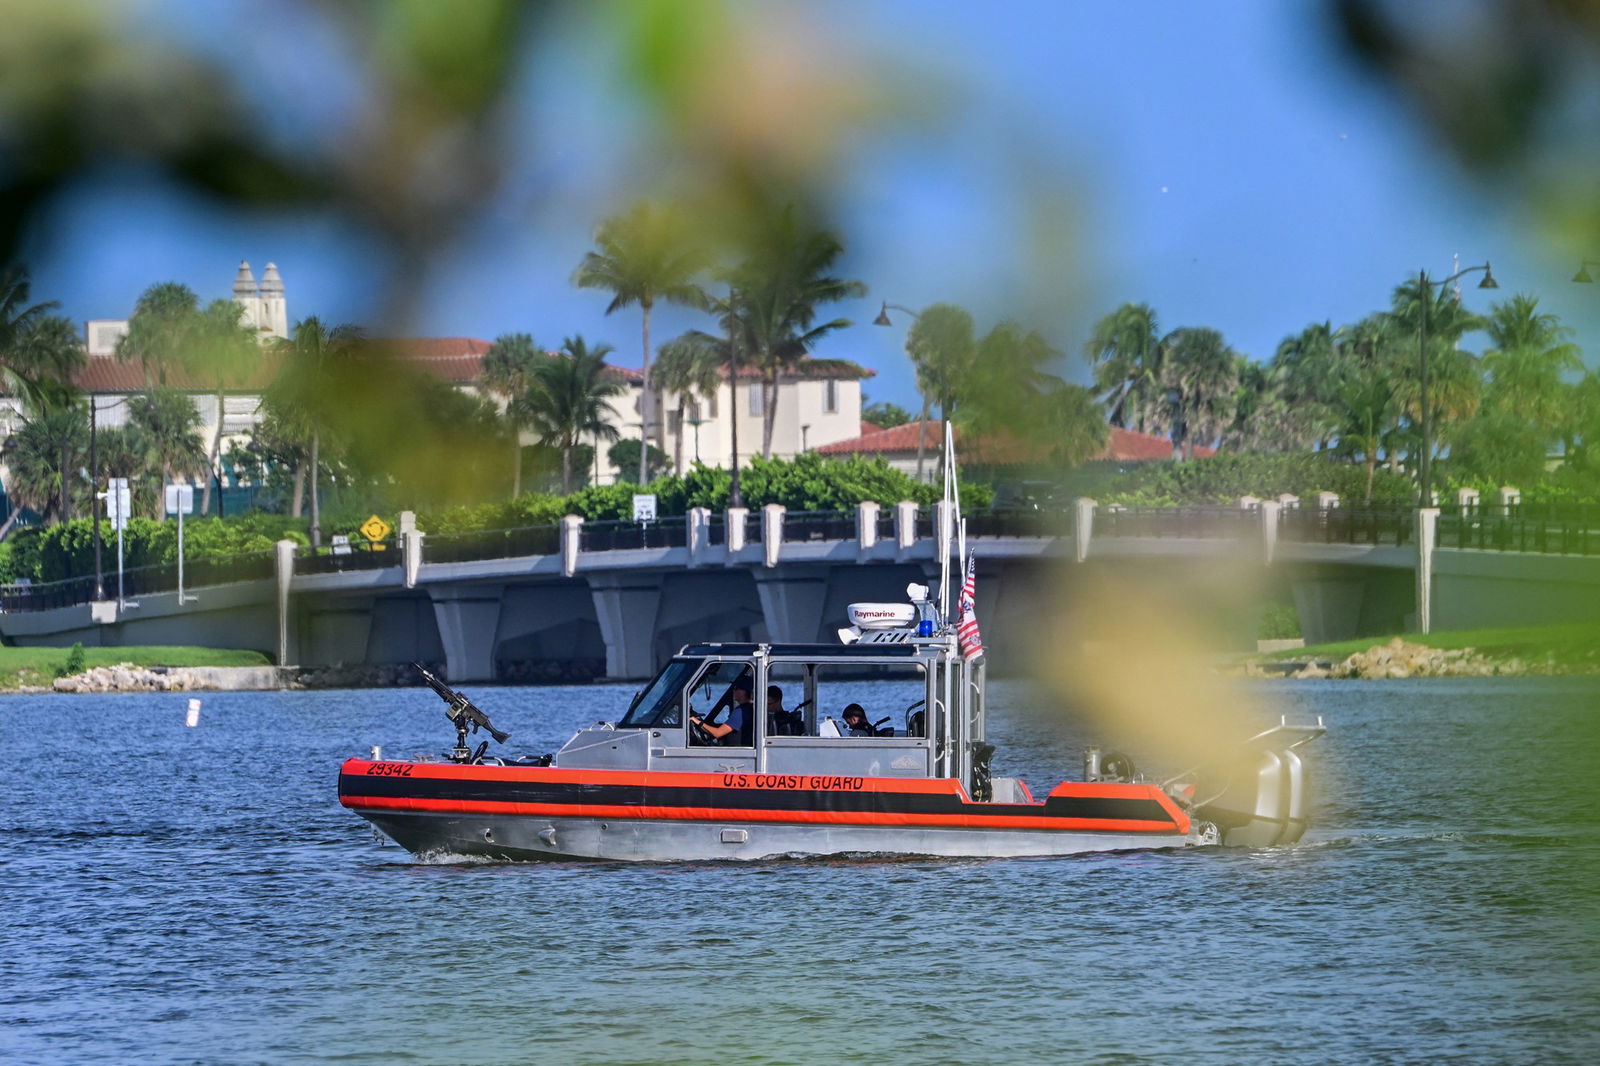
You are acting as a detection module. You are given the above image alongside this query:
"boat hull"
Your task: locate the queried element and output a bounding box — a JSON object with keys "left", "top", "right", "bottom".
{"left": 338, "top": 759, "right": 1208, "bottom": 862}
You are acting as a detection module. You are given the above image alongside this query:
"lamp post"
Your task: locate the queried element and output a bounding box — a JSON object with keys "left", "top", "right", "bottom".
{"left": 1415, "top": 262, "right": 1497, "bottom": 508}
{"left": 725, "top": 286, "right": 743, "bottom": 509}
{"left": 872, "top": 302, "right": 930, "bottom": 479}
{"left": 686, "top": 412, "right": 704, "bottom": 464}
{"left": 1571, "top": 259, "right": 1600, "bottom": 283}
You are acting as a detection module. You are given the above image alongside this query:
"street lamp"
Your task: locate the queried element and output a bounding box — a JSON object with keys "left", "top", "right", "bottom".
{"left": 1415, "top": 262, "right": 1497, "bottom": 508}
{"left": 686, "top": 410, "right": 704, "bottom": 464}
{"left": 873, "top": 302, "right": 933, "bottom": 480}
{"left": 1572, "top": 259, "right": 1600, "bottom": 283}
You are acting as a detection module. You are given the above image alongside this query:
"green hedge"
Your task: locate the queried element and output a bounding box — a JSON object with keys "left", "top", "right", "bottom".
{"left": 0, "top": 455, "right": 990, "bottom": 584}
{"left": 1096, "top": 452, "right": 1415, "bottom": 506}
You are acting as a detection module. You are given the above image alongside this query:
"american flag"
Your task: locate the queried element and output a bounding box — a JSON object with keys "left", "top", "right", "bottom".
{"left": 956, "top": 549, "right": 984, "bottom": 661}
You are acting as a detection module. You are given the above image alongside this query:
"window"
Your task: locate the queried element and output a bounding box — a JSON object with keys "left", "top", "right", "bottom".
{"left": 748, "top": 384, "right": 764, "bottom": 416}
{"left": 686, "top": 660, "right": 756, "bottom": 747}
{"left": 619, "top": 659, "right": 696, "bottom": 728}
{"left": 824, "top": 379, "right": 839, "bottom": 414}
{"left": 765, "top": 660, "right": 928, "bottom": 739}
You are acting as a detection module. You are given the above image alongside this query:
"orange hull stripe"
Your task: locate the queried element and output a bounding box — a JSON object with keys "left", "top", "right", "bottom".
{"left": 341, "top": 794, "right": 1185, "bottom": 834}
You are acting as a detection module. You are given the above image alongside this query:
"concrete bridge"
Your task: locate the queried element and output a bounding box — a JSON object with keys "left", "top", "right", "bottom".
{"left": 4, "top": 496, "right": 1598, "bottom": 680}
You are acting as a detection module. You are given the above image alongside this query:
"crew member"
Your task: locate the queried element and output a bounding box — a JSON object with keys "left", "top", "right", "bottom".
{"left": 842, "top": 703, "right": 875, "bottom": 737}
{"left": 767, "top": 685, "right": 803, "bottom": 736}
{"left": 693, "top": 678, "right": 753, "bottom": 745}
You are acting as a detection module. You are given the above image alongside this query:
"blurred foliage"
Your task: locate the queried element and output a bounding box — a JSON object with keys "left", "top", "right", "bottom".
{"left": 861, "top": 400, "right": 912, "bottom": 429}
{"left": 415, "top": 453, "right": 990, "bottom": 534}
{"left": 1097, "top": 452, "right": 1415, "bottom": 507}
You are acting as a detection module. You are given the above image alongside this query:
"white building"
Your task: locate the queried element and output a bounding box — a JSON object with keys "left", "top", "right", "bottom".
{"left": 69, "top": 261, "right": 873, "bottom": 494}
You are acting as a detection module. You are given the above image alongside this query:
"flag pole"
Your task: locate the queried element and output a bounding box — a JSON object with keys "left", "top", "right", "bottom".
{"left": 939, "top": 421, "right": 955, "bottom": 625}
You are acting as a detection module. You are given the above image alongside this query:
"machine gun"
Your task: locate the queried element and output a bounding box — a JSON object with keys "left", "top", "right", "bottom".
{"left": 411, "top": 662, "right": 510, "bottom": 763}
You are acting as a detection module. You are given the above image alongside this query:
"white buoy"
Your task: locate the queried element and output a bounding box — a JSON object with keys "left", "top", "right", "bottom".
{"left": 185, "top": 698, "right": 202, "bottom": 728}
{"left": 370, "top": 745, "right": 383, "bottom": 761}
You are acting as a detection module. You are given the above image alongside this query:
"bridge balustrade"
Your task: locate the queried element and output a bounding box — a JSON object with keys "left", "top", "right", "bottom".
{"left": 579, "top": 517, "right": 689, "bottom": 552}
{"left": 1098, "top": 505, "right": 1257, "bottom": 540}
{"left": 1279, "top": 505, "right": 1415, "bottom": 547}
{"left": 782, "top": 510, "right": 856, "bottom": 542}
{"left": 297, "top": 539, "right": 398, "bottom": 574}
{"left": 0, "top": 550, "right": 279, "bottom": 612}
{"left": 425, "top": 526, "right": 561, "bottom": 564}
{"left": 1436, "top": 502, "right": 1600, "bottom": 555}
{"left": 0, "top": 575, "right": 99, "bottom": 612}
{"left": 964, "top": 508, "right": 1072, "bottom": 538}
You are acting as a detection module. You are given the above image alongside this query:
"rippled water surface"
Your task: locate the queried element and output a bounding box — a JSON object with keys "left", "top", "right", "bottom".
{"left": 4, "top": 678, "right": 1599, "bottom": 1065}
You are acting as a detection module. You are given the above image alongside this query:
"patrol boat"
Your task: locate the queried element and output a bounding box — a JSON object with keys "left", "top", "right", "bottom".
{"left": 336, "top": 590, "right": 1324, "bottom": 862}
{"left": 339, "top": 427, "right": 1322, "bottom": 862}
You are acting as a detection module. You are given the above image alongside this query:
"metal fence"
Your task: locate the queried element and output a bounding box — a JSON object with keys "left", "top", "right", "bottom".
{"left": 424, "top": 526, "right": 559, "bottom": 565}
{"left": 0, "top": 550, "right": 278, "bottom": 613}
{"left": 579, "top": 517, "right": 689, "bottom": 553}
{"left": 1279, "top": 506, "right": 1417, "bottom": 547}
{"left": 1097, "top": 506, "right": 1259, "bottom": 540}
{"left": 298, "top": 539, "right": 400, "bottom": 574}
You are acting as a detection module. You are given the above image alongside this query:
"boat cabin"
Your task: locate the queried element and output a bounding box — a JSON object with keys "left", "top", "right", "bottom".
{"left": 552, "top": 631, "right": 988, "bottom": 789}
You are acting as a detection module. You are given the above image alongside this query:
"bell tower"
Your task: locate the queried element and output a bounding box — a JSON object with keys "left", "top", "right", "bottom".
{"left": 259, "top": 262, "right": 288, "bottom": 341}
{"left": 232, "top": 260, "right": 261, "bottom": 331}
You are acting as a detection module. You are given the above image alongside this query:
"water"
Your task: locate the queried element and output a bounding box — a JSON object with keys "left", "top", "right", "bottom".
{"left": 4, "top": 678, "right": 1599, "bottom": 1065}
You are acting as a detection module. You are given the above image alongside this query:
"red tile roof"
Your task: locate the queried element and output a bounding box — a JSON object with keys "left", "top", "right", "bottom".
{"left": 815, "top": 420, "right": 1214, "bottom": 462}
{"left": 72, "top": 337, "right": 872, "bottom": 394}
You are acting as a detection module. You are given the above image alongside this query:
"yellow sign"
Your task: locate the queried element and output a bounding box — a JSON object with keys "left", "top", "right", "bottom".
{"left": 360, "top": 514, "right": 392, "bottom": 542}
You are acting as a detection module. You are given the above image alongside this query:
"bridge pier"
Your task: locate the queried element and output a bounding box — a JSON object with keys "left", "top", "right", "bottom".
{"left": 754, "top": 567, "right": 832, "bottom": 644}
{"left": 302, "top": 597, "right": 376, "bottom": 667}
{"left": 429, "top": 585, "right": 504, "bottom": 682}
{"left": 588, "top": 572, "right": 663, "bottom": 680}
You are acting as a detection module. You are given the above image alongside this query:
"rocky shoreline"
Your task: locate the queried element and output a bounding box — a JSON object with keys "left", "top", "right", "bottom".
{"left": 1242, "top": 636, "right": 1592, "bottom": 680}
{"left": 39, "top": 659, "right": 607, "bottom": 693}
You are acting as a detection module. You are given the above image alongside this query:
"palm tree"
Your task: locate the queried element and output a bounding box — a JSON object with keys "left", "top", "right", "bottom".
{"left": 0, "top": 267, "right": 84, "bottom": 414}
{"left": 1481, "top": 294, "right": 1581, "bottom": 426}
{"left": 727, "top": 206, "right": 864, "bottom": 458}
{"left": 1333, "top": 368, "right": 1401, "bottom": 503}
{"left": 117, "top": 282, "right": 200, "bottom": 387}
{"left": 1161, "top": 327, "right": 1240, "bottom": 459}
{"left": 682, "top": 288, "right": 748, "bottom": 499}
{"left": 190, "top": 298, "right": 260, "bottom": 515}
{"left": 1034, "top": 381, "right": 1110, "bottom": 467}
{"left": 126, "top": 388, "right": 208, "bottom": 518}
{"left": 906, "top": 303, "right": 975, "bottom": 480}
{"left": 6, "top": 314, "right": 86, "bottom": 519}
{"left": 654, "top": 334, "right": 725, "bottom": 472}
{"left": 1, "top": 406, "right": 87, "bottom": 536}
{"left": 480, "top": 332, "right": 544, "bottom": 498}
{"left": 526, "top": 335, "right": 624, "bottom": 493}
{"left": 1270, "top": 321, "right": 1346, "bottom": 449}
{"left": 267, "top": 316, "right": 363, "bottom": 547}
{"left": 573, "top": 201, "right": 709, "bottom": 485}
{"left": 1084, "top": 303, "right": 1163, "bottom": 430}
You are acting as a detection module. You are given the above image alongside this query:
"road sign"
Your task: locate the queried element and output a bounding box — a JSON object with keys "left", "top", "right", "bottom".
{"left": 632, "top": 494, "right": 657, "bottom": 523}
{"left": 165, "top": 484, "right": 194, "bottom": 516}
{"left": 105, "top": 477, "right": 132, "bottom": 531}
{"left": 359, "top": 514, "right": 392, "bottom": 542}
{"left": 331, "top": 534, "right": 352, "bottom": 556}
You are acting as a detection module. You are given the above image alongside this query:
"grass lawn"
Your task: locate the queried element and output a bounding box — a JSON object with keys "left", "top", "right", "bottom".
{"left": 0, "top": 645, "right": 272, "bottom": 689}
{"left": 1266, "top": 622, "right": 1600, "bottom": 667}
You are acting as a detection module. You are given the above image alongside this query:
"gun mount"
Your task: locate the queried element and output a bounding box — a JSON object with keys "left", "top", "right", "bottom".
{"left": 411, "top": 662, "right": 510, "bottom": 763}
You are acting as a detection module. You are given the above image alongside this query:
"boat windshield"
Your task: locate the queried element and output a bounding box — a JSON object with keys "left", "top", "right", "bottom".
{"left": 618, "top": 659, "right": 696, "bottom": 728}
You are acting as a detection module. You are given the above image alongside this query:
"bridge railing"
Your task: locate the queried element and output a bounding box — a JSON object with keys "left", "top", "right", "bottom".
{"left": 579, "top": 517, "right": 689, "bottom": 552}
{"left": 1098, "top": 505, "right": 1258, "bottom": 540}
{"left": 425, "top": 526, "right": 559, "bottom": 564}
{"left": 297, "top": 538, "right": 398, "bottom": 574}
{"left": 783, "top": 510, "right": 856, "bottom": 542}
{"left": 1279, "top": 505, "right": 1416, "bottom": 547}
{"left": 965, "top": 508, "right": 1073, "bottom": 538}
{"left": 0, "top": 549, "right": 279, "bottom": 612}
{"left": 1436, "top": 503, "right": 1600, "bottom": 555}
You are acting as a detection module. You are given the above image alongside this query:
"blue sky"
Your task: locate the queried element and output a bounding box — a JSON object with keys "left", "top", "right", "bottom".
{"left": 23, "top": 1, "right": 1600, "bottom": 414}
